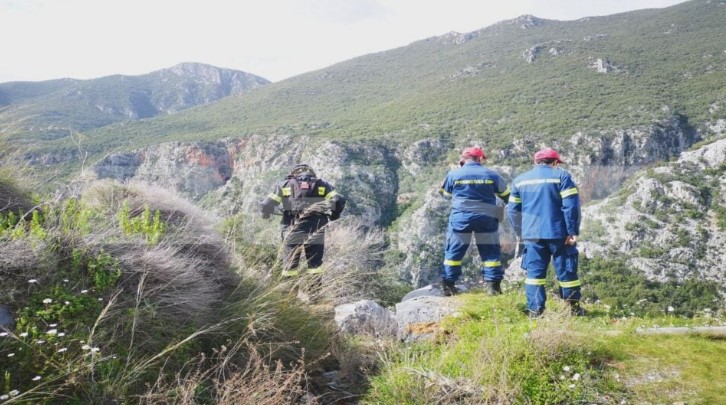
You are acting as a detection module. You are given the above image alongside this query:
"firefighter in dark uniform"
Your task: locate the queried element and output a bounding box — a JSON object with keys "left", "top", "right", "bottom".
{"left": 259, "top": 164, "right": 346, "bottom": 278}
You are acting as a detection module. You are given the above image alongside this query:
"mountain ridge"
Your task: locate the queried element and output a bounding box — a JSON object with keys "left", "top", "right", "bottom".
{"left": 0, "top": 62, "right": 269, "bottom": 143}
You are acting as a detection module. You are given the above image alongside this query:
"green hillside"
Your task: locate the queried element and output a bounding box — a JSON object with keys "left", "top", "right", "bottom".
{"left": 11, "top": 0, "right": 723, "bottom": 169}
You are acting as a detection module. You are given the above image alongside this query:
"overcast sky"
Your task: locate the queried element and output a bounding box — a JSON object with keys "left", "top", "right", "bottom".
{"left": 0, "top": 0, "right": 687, "bottom": 84}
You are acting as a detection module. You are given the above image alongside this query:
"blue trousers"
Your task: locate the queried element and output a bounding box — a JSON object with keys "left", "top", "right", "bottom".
{"left": 442, "top": 213, "right": 502, "bottom": 283}
{"left": 522, "top": 239, "right": 581, "bottom": 313}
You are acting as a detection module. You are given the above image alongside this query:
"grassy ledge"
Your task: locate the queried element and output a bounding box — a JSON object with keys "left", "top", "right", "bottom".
{"left": 362, "top": 291, "right": 725, "bottom": 405}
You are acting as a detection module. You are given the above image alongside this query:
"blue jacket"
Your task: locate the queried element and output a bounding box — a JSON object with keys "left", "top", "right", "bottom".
{"left": 440, "top": 162, "right": 510, "bottom": 218}
{"left": 507, "top": 164, "right": 581, "bottom": 239}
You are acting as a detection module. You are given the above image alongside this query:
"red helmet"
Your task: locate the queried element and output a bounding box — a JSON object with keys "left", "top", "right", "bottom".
{"left": 461, "top": 146, "right": 486, "bottom": 160}
{"left": 533, "top": 148, "right": 563, "bottom": 164}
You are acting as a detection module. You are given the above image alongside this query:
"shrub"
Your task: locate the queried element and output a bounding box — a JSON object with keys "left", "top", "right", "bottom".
{"left": 0, "top": 180, "right": 346, "bottom": 403}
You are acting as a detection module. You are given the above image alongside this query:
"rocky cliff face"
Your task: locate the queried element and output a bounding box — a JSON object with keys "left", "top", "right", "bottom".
{"left": 580, "top": 138, "right": 726, "bottom": 286}
{"left": 91, "top": 118, "right": 716, "bottom": 287}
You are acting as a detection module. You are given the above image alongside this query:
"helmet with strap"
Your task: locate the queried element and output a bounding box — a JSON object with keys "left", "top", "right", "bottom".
{"left": 288, "top": 163, "right": 316, "bottom": 179}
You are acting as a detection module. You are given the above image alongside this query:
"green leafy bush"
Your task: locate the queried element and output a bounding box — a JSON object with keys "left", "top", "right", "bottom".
{"left": 579, "top": 256, "right": 722, "bottom": 317}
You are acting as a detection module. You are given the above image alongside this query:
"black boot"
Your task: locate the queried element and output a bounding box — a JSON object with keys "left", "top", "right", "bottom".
{"left": 485, "top": 281, "right": 502, "bottom": 296}
{"left": 441, "top": 280, "right": 458, "bottom": 296}
{"left": 569, "top": 301, "right": 586, "bottom": 317}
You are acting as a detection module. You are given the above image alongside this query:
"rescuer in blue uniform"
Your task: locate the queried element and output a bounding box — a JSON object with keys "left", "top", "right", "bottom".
{"left": 439, "top": 146, "right": 511, "bottom": 296}
{"left": 506, "top": 148, "right": 584, "bottom": 317}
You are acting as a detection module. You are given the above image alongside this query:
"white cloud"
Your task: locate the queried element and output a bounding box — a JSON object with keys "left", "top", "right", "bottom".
{"left": 0, "top": 0, "right": 688, "bottom": 83}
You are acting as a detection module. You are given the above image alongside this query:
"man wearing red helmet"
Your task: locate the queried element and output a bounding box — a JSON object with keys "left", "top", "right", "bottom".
{"left": 439, "top": 146, "right": 511, "bottom": 296}
{"left": 506, "top": 148, "right": 584, "bottom": 317}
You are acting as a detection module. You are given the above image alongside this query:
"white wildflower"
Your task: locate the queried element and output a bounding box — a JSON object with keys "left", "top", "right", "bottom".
{"left": 49, "top": 323, "right": 57, "bottom": 327}
{"left": 81, "top": 345, "right": 91, "bottom": 351}
{"left": 0, "top": 394, "right": 8, "bottom": 400}
{"left": 559, "top": 375, "right": 565, "bottom": 380}
{"left": 63, "top": 279, "right": 69, "bottom": 282}
{"left": 64, "top": 301, "right": 70, "bottom": 305}
{"left": 9, "top": 390, "right": 19, "bottom": 396}
{"left": 28, "top": 279, "right": 38, "bottom": 283}
{"left": 31, "top": 376, "right": 41, "bottom": 381}
{"left": 572, "top": 373, "right": 581, "bottom": 381}
{"left": 19, "top": 332, "right": 28, "bottom": 337}
{"left": 90, "top": 347, "right": 100, "bottom": 353}
{"left": 46, "top": 329, "right": 58, "bottom": 335}
{"left": 98, "top": 298, "right": 103, "bottom": 301}
{"left": 57, "top": 348, "right": 67, "bottom": 353}
{"left": 58, "top": 332, "right": 65, "bottom": 337}
{"left": 667, "top": 306, "right": 675, "bottom": 312}
{"left": 35, "top": 340, "right": 45, "bottom": 344}
{"left": 563, "top": 366, "right": 571, "bottom": 372}
{"left": 42, "top": 298, "right": 52, "bottom": 304}
{"left": 0, "top": 332, "right": 8, "bottom": 337}
{"left": 569, "top": 384, "right": 576, "bottom": 389}
{"left": 7, "top": 353, "right": 15, "bottom": 357}
{"left": 81, "top": 290, "right": 88, "bottom": 294}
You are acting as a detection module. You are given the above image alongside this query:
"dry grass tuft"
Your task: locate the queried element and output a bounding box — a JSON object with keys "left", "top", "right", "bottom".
{"left": 405, "top": 368, "right": 487, "bottom": 404}
{"left": 304, "top": 217, "right": 386, "bottom": 305}
{"left": 138, "top": 339, "right": 311, "bottom": 405}
{"left": 526, "top": 304, "right": 582, "bottom": 360}
{"left": 83, "top": 180, "right": 218, "bottom": 227}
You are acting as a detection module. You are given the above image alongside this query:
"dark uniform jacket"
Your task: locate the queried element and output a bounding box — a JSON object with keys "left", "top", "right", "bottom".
{"left": 260, "top": 176, "right": 346, "bottom": 228}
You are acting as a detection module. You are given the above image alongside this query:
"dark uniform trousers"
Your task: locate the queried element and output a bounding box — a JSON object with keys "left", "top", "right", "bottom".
{"left": 282, "top": 214, "right": 328, "bottom": 273}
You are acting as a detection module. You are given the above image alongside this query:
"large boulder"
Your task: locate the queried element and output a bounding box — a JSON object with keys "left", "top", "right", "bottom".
{"left": 395, "top": 284, "right": 465, "bottom": 342}
{"left": 334, "top": 299, "right": 397, "bottom": 338}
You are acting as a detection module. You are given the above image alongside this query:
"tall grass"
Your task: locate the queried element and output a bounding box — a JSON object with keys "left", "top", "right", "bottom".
{"left": 1, "top": 177, "right": 395, "bottom": 403}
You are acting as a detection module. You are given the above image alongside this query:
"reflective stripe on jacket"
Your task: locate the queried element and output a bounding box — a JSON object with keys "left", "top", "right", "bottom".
{"left": 441, "top": 162, "right": 510, "bottom": 218}
{"left": 260, "top": 177, "right": 344, "bottom": 225}
{"left": 506, "top": 164, "right": 581, "bottom": 239}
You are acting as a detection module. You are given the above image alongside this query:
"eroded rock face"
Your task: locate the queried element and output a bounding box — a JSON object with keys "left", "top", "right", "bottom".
{"left": 89, "top": 116, "right": 706, "bottom": 288}
{"left": 581, "top": 138, "right": 726, "bottom": 285}
{"left": 94, "top": 141, "right": 236, "bottom": 199}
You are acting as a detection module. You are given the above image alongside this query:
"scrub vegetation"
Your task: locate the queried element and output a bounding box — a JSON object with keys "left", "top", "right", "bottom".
{"left": 0, "top": 175, "right": 386, "bottom": 404}
{"left": 2, "top": 173, "right": 724, "bottom": 404}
